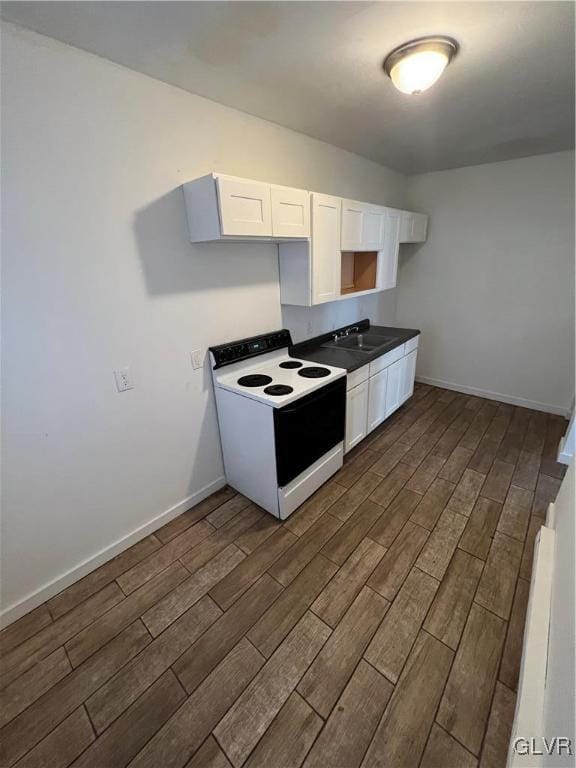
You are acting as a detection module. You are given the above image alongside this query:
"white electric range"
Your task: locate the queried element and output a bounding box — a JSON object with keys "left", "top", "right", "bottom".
{"left": 210, "top": 329, "right": 347, "bottom": 519}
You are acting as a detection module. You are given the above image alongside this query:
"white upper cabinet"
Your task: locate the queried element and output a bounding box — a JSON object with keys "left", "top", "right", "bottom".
{"left": 362, "top": 206, "right": 386, "bottom": 251}
{"left": 183, "top": 172, "right": 428, "bottom": 303}
{"left": 400, "top": 210, "right": 428, "bottom": 243}
{"left": 182, "top": 174, "right": 310, "bottom": 242}
{"left": 311, "top": 193, "right": 342, "bottom": 304}
{"left": 279, "top": 192, "right": 341, "bottom": 306}
{"left": 341, "top": 200, "right": 365, "bottom": 250}
{"left": 379, "top": 209, "right": 401, "bottom": 290}
{"left": 271, "top": 185, "right": 310, "bottom": 238}
{"left": 411, "top": 213, "right": 428, "bottom": 242}
{"left": 218, "top": 176, "right": 272, "bottom": 237}
{"left": 341, "top": 200, "right": 387, "bottom": 251}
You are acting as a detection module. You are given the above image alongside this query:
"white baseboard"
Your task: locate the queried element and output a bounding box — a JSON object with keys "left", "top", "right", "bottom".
{"left": 0, "top": 476, "right": 227, "bottom": 628}
{"left": 415, "top": 376, "right": 570, "bottom": 418}
{"left": 557, "top": 436, "right": 574, "bottom": 465}
{"left": 557, "top": 410, "right": 574, "bottom": 465}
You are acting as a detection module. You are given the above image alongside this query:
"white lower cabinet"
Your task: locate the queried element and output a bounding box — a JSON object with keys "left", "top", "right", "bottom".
{"left": 345, "top": 338, "right": 419, "bottom": 453}
{"left": 367, "top": 367, "right": 388, "bottom": 432}
{"left": 400, "top": 349, "right": 417, "bottom": 404}
{"left": 345, "top": 379, "right": 369, "bottom": 453}
{"left": 385, "top": 358, "right": 404, "bottom": 417}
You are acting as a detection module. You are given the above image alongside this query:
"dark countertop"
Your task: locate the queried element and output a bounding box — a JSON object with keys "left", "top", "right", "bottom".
{"left": 291, "top": 319, "right": 420, "bottom": 373}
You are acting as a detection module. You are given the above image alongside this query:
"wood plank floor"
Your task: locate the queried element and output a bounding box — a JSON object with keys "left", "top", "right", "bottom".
{"left": 0, "top": 384, "right": 567, "bottom": 768}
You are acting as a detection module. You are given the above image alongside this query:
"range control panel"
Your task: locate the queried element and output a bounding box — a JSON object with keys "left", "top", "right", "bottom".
{"left": 210, "top": 329, "right": 292, "bottom": 368}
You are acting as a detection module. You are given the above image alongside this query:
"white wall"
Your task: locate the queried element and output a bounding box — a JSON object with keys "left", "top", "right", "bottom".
{"left": 0, "top": 23, "right": 407, "bottom": 622}
{"left": 396, "top": 151, "right": 575, "bottom": 414}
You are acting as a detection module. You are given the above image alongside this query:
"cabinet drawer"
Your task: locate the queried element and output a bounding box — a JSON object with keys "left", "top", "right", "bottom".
{"left": 347, "top": 364, "right": 370, "bottom": 392}
{"left": 404, "top": 335, "right": 419, "bottom": 354}
{"left": 369, "top": 344, "right": 405, "bottom": 377}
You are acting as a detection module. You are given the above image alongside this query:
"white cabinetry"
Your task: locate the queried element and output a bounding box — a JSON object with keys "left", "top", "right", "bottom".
{"left": 400, "top": 211, "right": 428, "bottom": 243}
{"left": 363, "top": 206, "right": 386, "bottom": 251}
{"left": 218, "top": 176, "right": 272, "bottom": 237}
{"left": 344, "top": 336, "right": 419, "bottom": 453}
{"left": 367, "top": 367, "right": 388, "bottom": 432}
{"left": 385, "top": 358, "right": 404, "bottom": 417}
{"left": 400, "top": 349, "right": 418, "bottom": 403}
{"left": 183, "top": 173, "right": 428, "bottom": 301}
{"left": 341, "top": 200, "right": 365, "bottom": 251}
{"left": 341, "top": 200, "right": 388, "bottom": 253}
{"left": 312, "top": 194, "right": 342, "bottom": 304}
{"left": 183, "top": 174, "right": 310, "bottom": 242}
{"left": 271, "top": 185, "right": 310, "bottom": 238}
{"left": 345, "top": 379, "right": 369, "bottom": 452}
{"left": 278, "top": 193, "right": 341, "bottom": 306}
{"left": 379, "top": 209, "right": 401, "bottom": 290}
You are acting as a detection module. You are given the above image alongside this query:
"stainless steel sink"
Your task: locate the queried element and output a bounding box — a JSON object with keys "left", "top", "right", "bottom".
{"left": 321, "top": 333, "right": 396, "bottom": 354}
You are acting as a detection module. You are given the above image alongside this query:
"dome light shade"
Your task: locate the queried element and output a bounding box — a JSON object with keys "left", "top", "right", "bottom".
{"left": 384, "top": 37, "right": 458, "bottom": 95}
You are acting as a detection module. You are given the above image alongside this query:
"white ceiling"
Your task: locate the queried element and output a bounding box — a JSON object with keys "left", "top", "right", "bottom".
{"left": 2, "top": 1, "right": 574, "bottom": 174}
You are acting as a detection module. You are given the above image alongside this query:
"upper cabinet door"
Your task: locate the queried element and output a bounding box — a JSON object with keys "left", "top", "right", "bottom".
{"left": 311, "top": 193, "right": 342, "bottom": 304}
{"left": 217, "top": 176, "right": 272, "bottom": 237}
{"left": 399, "top": 211, "right": 412, "bottom": 242}
{"left": 410, "top": 213, "right": 428, "bottom": 242}
{"left": 341, "top": 200, "right": 364, "bottom": 250}
{"left": 379, "top": 209, "right": 401, "bottom": 290}
{"left": 271, "top": 186, "right": 310, "bottom": 238}
{"left": 363, "top": 206, "right": 386, "bottom": 250}
{"left": 399, "top": 211, "right": 428, "bottom": 243}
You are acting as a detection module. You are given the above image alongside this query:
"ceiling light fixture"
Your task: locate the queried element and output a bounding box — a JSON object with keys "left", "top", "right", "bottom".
{"left": 383, "top": 36, "right": 458, "bottom": 95}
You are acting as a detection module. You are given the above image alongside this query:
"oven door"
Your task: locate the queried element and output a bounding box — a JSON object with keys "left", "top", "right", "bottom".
{"left": 273, "top": 377, "right": 346, "bottom": 487}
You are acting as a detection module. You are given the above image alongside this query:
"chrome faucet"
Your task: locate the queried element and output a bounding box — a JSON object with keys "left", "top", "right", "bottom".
{"left": 332, "top": 325, "right": 360, "bottom": 341}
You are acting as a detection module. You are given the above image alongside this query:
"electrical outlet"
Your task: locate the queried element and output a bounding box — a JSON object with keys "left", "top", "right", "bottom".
{"left": 114, "top": 367, "right": 134, "bottom": 392}
{"left": 191, "top": 348, "right": 204, "bottom": 370}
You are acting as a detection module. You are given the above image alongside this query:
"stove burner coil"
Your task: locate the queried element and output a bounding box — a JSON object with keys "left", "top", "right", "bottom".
{"left": 237, "top": 374, "right": 273, "bottom": 387}
{"left": 264, "top": 384, "right": 294, "bottom": 396}
{"left": 279, "top": 360, "right": 303, "bottom": 369}
{"left": 298, "top": 366, "right": 331, "bottom": 378}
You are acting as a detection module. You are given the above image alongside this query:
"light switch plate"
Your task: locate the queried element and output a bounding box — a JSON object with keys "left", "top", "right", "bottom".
{"left": 191, "top": 349, "right": 204, "bottom": 370}
{"left": 114, "top": 368, "right": 134, "bottom": 392}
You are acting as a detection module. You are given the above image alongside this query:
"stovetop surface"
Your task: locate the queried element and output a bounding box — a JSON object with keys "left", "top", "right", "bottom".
{"left": 212, "top": 351, "right": 346, "bottom": 407}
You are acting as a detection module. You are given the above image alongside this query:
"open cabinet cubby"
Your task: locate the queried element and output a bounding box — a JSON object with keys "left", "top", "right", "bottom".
{"left": 341, "top": 251, "right": 378, "bottom": 295}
